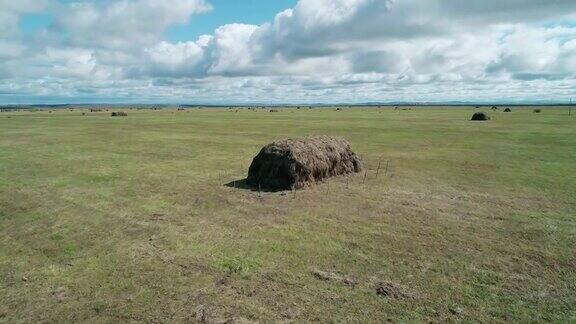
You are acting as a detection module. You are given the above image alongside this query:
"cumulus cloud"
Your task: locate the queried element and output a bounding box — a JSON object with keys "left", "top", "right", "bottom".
{"left": 1, "top": 0, "right": 576, "bottom": 103}
{"left": 50, "top": 0, "right": 212, "bottom": 50}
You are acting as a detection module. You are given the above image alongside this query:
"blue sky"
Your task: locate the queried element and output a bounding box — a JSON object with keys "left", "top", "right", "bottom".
{"left": 167, "top": 0, "right": 296, "bottom": 42}
{"left": 2, "top": 0, "right": 576, "bottom": 104}
{"left": 19, "top": 13, "right": 53, "bottom": 34}
{"left": 18, "top": 0, "right": 297, "bottom": 41}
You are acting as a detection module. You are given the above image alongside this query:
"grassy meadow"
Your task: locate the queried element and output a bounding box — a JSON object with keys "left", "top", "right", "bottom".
{"left": 0, "top": 106, "right": 575, "bottom": 322}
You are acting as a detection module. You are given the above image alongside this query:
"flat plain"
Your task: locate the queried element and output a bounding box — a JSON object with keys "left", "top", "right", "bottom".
{"left": 0, "top": 106, "right": 575, "bottom": 322}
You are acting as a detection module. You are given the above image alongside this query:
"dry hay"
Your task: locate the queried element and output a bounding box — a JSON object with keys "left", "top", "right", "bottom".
{"left": 312, "top": 270, "right": 356, "bottom": 286}
{"left": 471, "top": 112, "right": 490, "bottom": 121}
{"left": 247, "top": 136, "right": 363, "bottom": 190}
{"left": 375, "top": 282, "right": 414, "bottom": 299}
{"left": 111, "top": 112, "right": 128, "bottom": 117}
{"left": 504, "top": 108, "right": 512, "bottom": 112}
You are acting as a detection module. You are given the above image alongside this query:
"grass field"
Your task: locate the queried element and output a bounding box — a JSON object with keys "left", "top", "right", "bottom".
{"left": 1, "top": 106, "right": 575, "bottom": 322}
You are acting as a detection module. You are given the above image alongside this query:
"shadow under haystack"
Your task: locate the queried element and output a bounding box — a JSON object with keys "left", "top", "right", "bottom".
{"left": 247, "top": 136, "right": 363, "bottom": 190}
{"left": 471, "top": 112, "right": 490, "bottom": 121}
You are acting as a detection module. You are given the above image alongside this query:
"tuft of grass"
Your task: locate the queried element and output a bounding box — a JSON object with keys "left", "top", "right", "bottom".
{"left": 218, "top": 257, "right": 260, "bottom": 275}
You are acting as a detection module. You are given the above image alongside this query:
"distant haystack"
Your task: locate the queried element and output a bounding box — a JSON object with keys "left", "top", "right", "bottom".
{"left": 534, "top": 109, "right": 542, "bottom": 113}
{"left": 270, "top": 109, "right": 279, "bottom": 113}
{"left": 504, "top": 108, "right": 512, "bottom": 112}
{"left": 471, "top": 112, "right": 490, "bottom": 121}
{"left": 247, "top": 136, "right": 363, "bottom": 190}
{"left": 491, "top": 106, "right": 499, "bottom": 110}
{"left": 111, "top": 112, "right": 128, "bottom": 117}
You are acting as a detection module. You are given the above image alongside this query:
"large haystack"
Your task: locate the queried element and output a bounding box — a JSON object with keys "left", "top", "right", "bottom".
{"left": 471, "top": 112, "right": 490, "bottom": 121}
{"left": 247, "top": 136, "right": 363, "bottom": 190}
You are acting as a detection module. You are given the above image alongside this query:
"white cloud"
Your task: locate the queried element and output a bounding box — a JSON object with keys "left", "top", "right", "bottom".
{"left": 51, "top": 0, "right": 212, "bottom": 50}
{"left": 1, "top": 0, "right": 576, "bottom": 103}
{"left": 144, "top": 40, "right": 207, "bottom": 77}
{"left": 0, "top": 40, "right": 25, "bottom": 60}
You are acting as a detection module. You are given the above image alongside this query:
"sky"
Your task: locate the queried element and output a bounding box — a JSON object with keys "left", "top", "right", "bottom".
{"left": 1, "top": 0, "right": 576, "bottom": 104}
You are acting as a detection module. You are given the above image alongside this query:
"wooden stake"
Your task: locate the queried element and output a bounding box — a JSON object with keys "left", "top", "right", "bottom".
{"left": 385, "top": 160, "right": 390, "bottom": 178}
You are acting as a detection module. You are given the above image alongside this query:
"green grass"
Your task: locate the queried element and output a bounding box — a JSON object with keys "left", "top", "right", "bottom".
{"left": 0, "top": 107, "right": 575, "bottom": 322}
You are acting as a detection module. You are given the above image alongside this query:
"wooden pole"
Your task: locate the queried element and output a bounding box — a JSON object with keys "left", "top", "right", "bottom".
{"left": 385, "top": 160, "right": 390, "bottom": 178}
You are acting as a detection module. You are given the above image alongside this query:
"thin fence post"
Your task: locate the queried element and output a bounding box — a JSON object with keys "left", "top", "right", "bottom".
{"left": 385, "top": 160, "right": 390, "bottom": 178}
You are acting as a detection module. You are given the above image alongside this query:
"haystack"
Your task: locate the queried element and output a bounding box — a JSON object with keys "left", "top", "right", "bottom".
{"left": 504, "top": 108, "right": 512, "bottom": 112}
{"left": 471, "top": 112, "right": 490, "bottom": 121}
{"left": 270, "top": 109, "right": 279, "bottom": 113}
{"left": 111, "top": 112, "right": 128, "bottom": 117}
{"left": 534, "top": 109, "right": 542, "bottom": 113}
{"left": 247, "top": 136, "right": 363, "bottom": 190}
